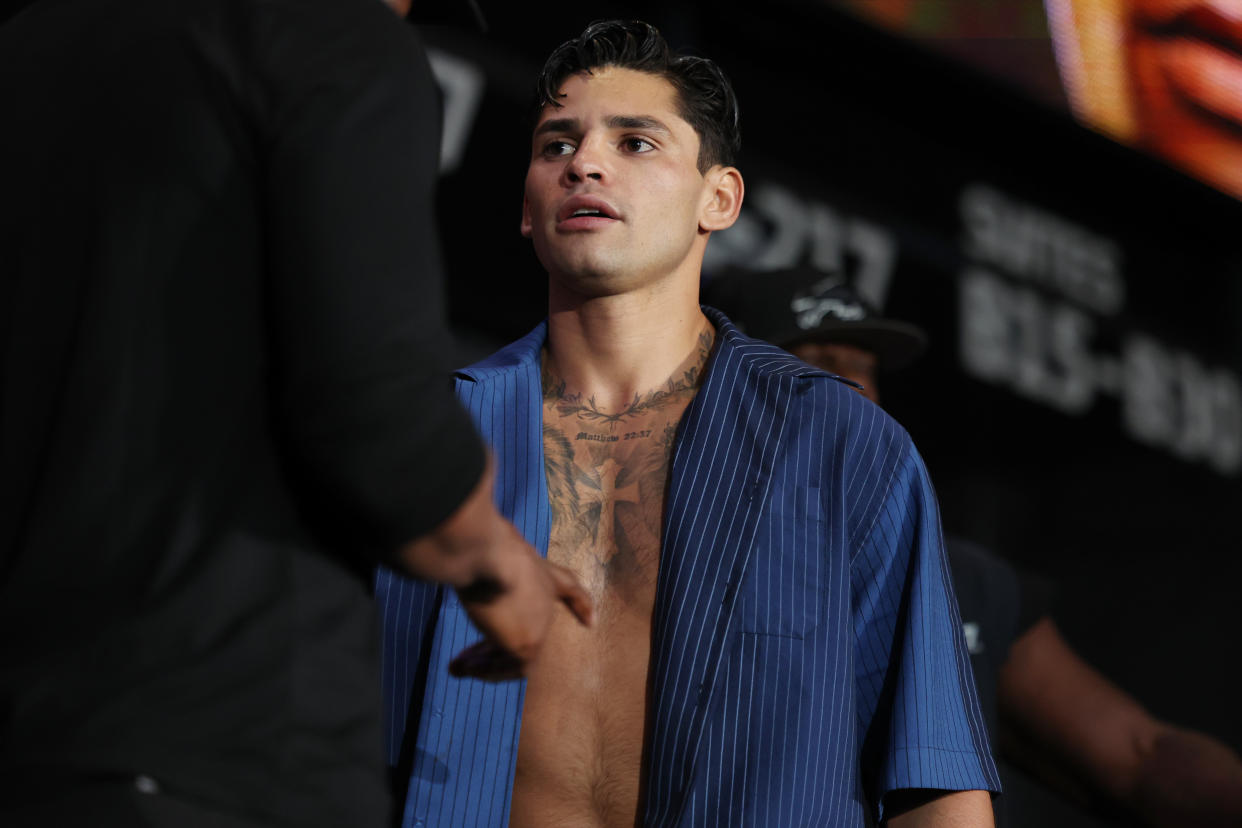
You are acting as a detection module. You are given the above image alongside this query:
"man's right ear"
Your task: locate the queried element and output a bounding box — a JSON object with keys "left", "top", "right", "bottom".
{"left": 520, "top": 196, "right": 533, "bottom": 238}
{"left": 698, "top": 166, "right": 744, "bottom": 233}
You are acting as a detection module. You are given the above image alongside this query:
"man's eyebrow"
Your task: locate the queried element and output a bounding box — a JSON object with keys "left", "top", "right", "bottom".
{"left": 532, "top": 115, "right": 674, "bottom": 137}
{"left": 534, "top": 117, "right": 578, "bottom": 137}
{"left": 606, "top": 115, "right": 672, "bottom": 135}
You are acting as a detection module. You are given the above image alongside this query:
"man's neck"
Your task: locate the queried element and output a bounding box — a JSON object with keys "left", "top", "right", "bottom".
{"left": 544, "top": 288, "right": 713, "bottom": 412}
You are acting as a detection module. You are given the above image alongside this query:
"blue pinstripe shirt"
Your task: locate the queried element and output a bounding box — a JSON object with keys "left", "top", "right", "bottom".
{"left": 376, "top": 309, "right": 1000, "bottom": 826}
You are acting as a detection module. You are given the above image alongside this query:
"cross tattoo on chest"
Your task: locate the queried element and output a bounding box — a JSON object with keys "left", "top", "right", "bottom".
{"left": 578, "top": 458, "right": 640, "bottom": 560}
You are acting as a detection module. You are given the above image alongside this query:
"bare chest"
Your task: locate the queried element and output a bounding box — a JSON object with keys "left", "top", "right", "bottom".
{"left": 509, "top": 405, "right": 689, "bottom": 827}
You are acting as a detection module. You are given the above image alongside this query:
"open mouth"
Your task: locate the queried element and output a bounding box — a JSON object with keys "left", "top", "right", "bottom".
{"left": 557, "top": 196, "right": 620, "bottom": 224}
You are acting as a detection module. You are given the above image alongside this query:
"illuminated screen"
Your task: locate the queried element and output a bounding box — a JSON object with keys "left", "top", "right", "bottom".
{"left": 829, "top": 0, "right": 1242, "bottom": 201}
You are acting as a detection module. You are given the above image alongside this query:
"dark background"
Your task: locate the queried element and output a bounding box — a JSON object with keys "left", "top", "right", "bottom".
{"left": 419, "top": 1, "right": 1242, "bottom": 823}
{"left": 4, "top": 0, "right": 1231, "bottom": 821}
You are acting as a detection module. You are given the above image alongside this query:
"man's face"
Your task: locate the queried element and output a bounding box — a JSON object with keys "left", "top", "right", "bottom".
{"left": 1125, "top": 0, "right": 1242, "bottom": 197}
{"left": 521, "top": 67, "right": 719, "bottom": 298}
{"left": 789, "top": 342, "right": 880, "bottom": 404}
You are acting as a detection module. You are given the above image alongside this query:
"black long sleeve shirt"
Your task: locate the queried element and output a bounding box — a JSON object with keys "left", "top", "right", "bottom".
{"left": 0, "top": 0, "right": 484, "bottom": 823}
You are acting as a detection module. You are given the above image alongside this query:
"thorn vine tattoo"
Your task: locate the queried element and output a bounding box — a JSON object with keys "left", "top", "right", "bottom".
{"left": 540, "top": 328, "right": 715, "bottom": 429}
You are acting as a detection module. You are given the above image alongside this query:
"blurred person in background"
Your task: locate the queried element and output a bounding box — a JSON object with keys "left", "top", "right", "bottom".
{"left": 0, "top": 0, "right": 587, "bottom": 825}
{"left": 379, "top": 19, "right": 1000, "bottom": 828}
{"left": 704, "top": 265, "right": 1242, "bottom": 828}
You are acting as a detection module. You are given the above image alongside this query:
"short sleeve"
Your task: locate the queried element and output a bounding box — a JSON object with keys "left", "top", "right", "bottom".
{"left": 852, "top": 444, "right": 1002, "bottom": 821}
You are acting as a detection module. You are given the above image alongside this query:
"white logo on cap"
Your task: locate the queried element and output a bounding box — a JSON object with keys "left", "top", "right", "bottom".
{"left": 790, "top": 276, "right": 865, "bottom": 330}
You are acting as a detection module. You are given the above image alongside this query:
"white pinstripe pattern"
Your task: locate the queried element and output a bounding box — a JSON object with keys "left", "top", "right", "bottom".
{"left": 375, "top": 309, "right": 1000, "bottom": 826}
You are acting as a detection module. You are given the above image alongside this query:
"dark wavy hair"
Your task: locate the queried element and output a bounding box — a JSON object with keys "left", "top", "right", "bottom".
{"left": 533, "top": 20, "right": 741, "bottom": 172}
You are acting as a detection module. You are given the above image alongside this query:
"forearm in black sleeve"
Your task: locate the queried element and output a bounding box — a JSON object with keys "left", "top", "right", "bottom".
{"left": 256, "top": 0, "right": 484, "bottom": 558}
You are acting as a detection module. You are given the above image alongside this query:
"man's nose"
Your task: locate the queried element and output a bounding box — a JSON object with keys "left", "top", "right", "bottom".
{"left": 563, "top": 137, "right": 607, "bottom": 184}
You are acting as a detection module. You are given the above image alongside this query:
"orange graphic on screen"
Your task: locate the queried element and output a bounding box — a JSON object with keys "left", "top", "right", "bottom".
{"left": 1049, "top": 0, "right": 1242, "bottom": 199}
{"left": 835, "top": 0, "right": 1242, "bottom": 200}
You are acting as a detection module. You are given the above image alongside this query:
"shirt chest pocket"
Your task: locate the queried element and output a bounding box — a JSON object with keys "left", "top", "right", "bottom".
{"left": 736, "top": 485, "right": 825, "bottom": 638}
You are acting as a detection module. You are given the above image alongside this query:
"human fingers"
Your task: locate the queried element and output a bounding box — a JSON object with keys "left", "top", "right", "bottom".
{"left": 455, "top": 543, "right": 557, "bottom": 665}
{"left": 448, "top": 639, "right": 525, "bottom": 682}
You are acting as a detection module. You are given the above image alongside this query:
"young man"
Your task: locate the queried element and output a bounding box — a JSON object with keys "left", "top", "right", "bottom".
{"left": 378, "top": 20, "right": 999, "bottom": 827}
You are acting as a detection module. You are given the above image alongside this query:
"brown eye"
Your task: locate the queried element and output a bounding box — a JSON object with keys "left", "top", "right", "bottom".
{"left": 542, "top": 140, "right": 575, "bottom": 157}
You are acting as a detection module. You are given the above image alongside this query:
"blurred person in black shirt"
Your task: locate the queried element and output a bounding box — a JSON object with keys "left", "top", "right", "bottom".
{"left": 0, "top": 0, "right": 588, "bottom": 825}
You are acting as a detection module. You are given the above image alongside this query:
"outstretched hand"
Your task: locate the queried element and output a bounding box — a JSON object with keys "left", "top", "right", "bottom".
{"left": 449, "top": 528, "right": 592, "bottom": 681}
{"left": 396, "top": 455, "right": 592, "bottom": 682}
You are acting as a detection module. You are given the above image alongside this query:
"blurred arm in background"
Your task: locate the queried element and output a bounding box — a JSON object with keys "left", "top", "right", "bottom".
{"left": 999, "top": 615, "right": 1242, "bottom": 827}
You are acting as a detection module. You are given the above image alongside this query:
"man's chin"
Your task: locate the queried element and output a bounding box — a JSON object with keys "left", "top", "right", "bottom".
{"left": 546, "top": 266, "right": 641, "bottom": 303}
{"left": 544, "top": 253, "right": 624, "bottom": 287}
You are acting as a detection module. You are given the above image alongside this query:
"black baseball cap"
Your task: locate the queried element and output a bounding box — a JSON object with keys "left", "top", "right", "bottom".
{"left": 701, "top": 266, "right": 928, "bottom": 370}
